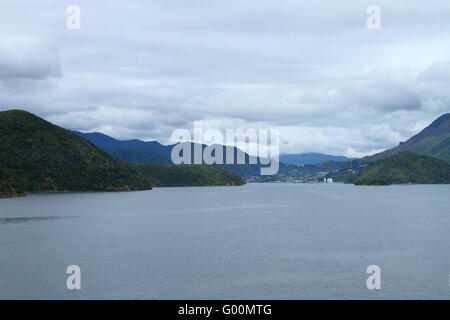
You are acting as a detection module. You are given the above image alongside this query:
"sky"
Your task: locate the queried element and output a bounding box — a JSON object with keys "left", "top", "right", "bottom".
{"left": 0, "top": 0, "right": 449, "bottom": 157}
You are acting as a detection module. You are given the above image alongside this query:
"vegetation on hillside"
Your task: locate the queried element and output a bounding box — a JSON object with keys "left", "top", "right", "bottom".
{"left": 339, "top": 151, "right": 450, "bottom": 185}
{"left": 108, "top": 149, "right": 172, "bottom": 165}
{"left": 133, "top": 164, "right": 245, "bottom": 187}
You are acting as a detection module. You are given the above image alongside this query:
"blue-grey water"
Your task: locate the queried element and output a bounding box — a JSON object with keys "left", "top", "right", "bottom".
{"left": 0, "top": 183, "right": 449, "bottom": 299}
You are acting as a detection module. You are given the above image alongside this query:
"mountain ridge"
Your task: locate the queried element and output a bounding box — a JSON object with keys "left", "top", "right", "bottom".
{"left": 73, "top": 130, "right": 277, "bottom": 178}
{"left": 71, "top": 130, "right": 172, "bottom": 155}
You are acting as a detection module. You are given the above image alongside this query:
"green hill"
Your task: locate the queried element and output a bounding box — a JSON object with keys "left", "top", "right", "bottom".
{"left": 341, "top": 151, "right": 450, "bottom": 185}
{"left": 133, "top": 164, "right": 244, "bottom": 187}
{"left": 0, "top": 110, "right": 152, "bottom": 197}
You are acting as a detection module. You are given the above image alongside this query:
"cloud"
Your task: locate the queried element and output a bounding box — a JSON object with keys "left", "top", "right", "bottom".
{"left": 417, "top": 61, "right": 450, "bottom": 112}
{"left": 0, "top": 1, "right": 449, "bottom": 156}
{"left": 0, "top": 47, "right": 61, "bottom": 80}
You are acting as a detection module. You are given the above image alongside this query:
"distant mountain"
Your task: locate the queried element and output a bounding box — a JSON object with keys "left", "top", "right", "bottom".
{"left": 71, "top": 131, "right": 171, "bottom": 153}
{"left": 366, "top": 113, "right": 450, "bottom": 163}
{"left": 73, "top": 131, "right": 276, "bottom": 178}
{"left": 0, "top": 110, "right": 152, "bottom": 197}
{"left": 279, "top": 153, "right": 354, "bottom": 165}
{"left": 71, "top": 112, "right": 450, "bottom": 184}
{"left": 75, "top": 130, "right": 348, "bottom": 170}
{"left": 338, "top": 151, "right": 450, "bottom": 185}
{"left": 72, "top": 130, "right": 173, "bottom": 164}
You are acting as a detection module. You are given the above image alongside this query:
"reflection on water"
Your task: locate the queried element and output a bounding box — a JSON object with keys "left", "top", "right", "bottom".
{"left": 0, "top": 216, "right": 77, "bottom": 224}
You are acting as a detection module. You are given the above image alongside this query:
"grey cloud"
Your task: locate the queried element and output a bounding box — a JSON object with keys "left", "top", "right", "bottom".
{"left": 0, "top": 1, "right": 449, "bottom": 156}
{"left": 0, "top": 46, "right": 61, "bottom": 80}
{"left": 419, "top": 61, "right": 450, "bottom": 83}
{"left": 418, "top": 62, "right": 450, "bottom": 112}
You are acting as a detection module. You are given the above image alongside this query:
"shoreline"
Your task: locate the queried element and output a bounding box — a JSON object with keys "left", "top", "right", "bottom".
{"left": 0, "top": 183, "right": 247, "bottom": 199}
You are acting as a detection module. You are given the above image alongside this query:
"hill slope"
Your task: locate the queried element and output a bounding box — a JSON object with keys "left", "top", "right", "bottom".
{"left": 0, "top": 110, "right": 152, "bottom": 197}
{"left": 366, "top": 113, "right": 450, "bottom": 163}
{"left": 340, "top": 151, "right": 450, "bottom": 185}
{"left": 107, "top": 149, "right": 172, "bottom": 165}
{"left": 134, "top": 164, "right": 244, "bottom": 187}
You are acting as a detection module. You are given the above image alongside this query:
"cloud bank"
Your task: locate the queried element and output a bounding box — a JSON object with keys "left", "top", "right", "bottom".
{"left": 0, "top": 0, "right": 449, "bottom": 156}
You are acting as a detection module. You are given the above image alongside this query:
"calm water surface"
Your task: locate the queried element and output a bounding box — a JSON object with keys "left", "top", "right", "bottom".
{"left": 0, "top": 183, "right": 449, "bottom": 299}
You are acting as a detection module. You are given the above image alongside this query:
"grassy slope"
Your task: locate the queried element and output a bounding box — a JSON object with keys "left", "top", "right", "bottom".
{"left": 0, "top": 110, "right": 152, "bottom": 196}
{"left": 341, "top": 151, "right": 450, "bottom": 185}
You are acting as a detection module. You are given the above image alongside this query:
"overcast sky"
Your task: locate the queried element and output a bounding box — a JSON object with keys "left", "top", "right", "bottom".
{"left": 0, "top": 0, "right": 449, "bottom": 156}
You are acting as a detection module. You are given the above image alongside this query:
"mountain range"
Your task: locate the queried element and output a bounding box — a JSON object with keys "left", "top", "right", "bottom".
{"left": 72, "top": 130, "right": 276, "bottom": 178}
{"left": 73, "top": 113, "right": 450, "bottom": 185}
{"left": 71, "top": 130, "right": 173, "bottom": 164}
{"left": 72, "top": 131, "right": 355, "bottom": 166}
